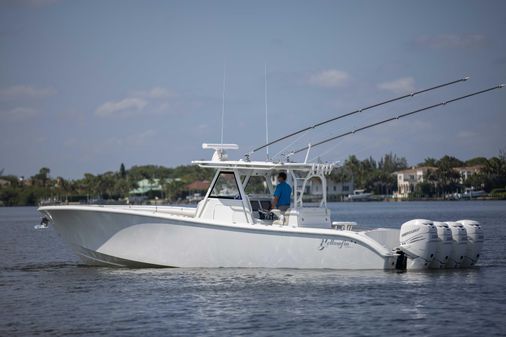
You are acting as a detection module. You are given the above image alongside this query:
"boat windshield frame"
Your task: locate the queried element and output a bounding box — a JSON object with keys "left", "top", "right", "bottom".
{"left": 207, "top": 171, "right": 242, "bottom": 200}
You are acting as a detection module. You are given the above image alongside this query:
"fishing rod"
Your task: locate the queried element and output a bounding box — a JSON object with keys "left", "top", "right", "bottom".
{"left": 287, "top": 83, "right": 504, "bottom": 157}
{"left": 246, "top": 76, "right": 470, "bottom": 158}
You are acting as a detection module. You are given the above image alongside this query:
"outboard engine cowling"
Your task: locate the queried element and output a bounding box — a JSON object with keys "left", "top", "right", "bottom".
{"left": 399, "top": 219, "right": 438, "bottom": 270}
{"left": 458, "top": 220, "right": 484, "bottom": 267}
{"left": 429, "top": 221, "right": 453, "bottom": 269}
{"left": 445, "top": 221, "right": 468, "bottom": 268}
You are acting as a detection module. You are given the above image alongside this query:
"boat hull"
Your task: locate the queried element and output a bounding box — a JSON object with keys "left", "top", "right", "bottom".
{"left": 39, "top": 206, "right": 397, "bottom": 269}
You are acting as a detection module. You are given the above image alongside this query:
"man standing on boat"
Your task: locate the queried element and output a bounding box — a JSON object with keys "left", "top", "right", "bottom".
{"left": 271, "top": 172, "right": 292, "bottom": 212}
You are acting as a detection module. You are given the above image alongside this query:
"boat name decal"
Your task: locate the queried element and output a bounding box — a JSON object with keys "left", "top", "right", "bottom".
{"left": 318, "top": 238, "right": 351, "bottom": 251}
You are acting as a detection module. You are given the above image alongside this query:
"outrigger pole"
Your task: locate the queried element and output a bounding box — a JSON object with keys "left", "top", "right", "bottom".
{"left": 246, "top": 76, "right": 470, "bottom": 158}
{"left": 288, "top": 84, "right": 504, "bottom": 157}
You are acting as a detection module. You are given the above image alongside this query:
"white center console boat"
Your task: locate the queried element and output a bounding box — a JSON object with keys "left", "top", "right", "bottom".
{"left": 38, "top": 144, "right": 484, "bottom": 270}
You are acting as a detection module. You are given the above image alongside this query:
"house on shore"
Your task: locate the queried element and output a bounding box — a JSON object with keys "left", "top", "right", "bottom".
{"left": 129, "top": 179, "right": 163, "bottom": 195}
{"left": 304, "top": 177, "right": 354, "bottom": 199}
{"left": 185, "top": 180, "right": 210, "bottom": 202}
{"left": 0, "top": 179, "right": 11, "bottom": 188}
{"left": 393, "top": 165, "right": 485, "bottom": 198}
{"left": 454, "top": 165, "right": 485, "bottom": 184}
{"left": 393, "top": 166, "right": 436, "bottom": 199}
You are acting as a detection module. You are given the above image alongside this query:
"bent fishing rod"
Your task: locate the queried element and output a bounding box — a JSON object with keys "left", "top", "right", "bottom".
{"left": 246, "top": 76, "right": 470, "bottom": 158}
{"left": 287, "top": 83, "right": 504, "bottom": 158}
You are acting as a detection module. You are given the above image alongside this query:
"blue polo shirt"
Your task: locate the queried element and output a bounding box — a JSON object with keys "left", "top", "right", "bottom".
{"left": 274, "top": 181, "right": 292, "bottom": 206}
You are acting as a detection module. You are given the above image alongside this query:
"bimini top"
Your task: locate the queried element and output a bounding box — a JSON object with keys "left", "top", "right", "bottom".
{"left": 192, "top": 143, "right": 335, "bottom": 173}
{"left": 193, "top": 159, "right": 335, "bottom": 172}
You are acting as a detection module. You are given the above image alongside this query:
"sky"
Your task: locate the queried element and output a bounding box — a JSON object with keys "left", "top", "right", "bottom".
{"left": 1, "top": 0, "right": 505, "bottom": 179}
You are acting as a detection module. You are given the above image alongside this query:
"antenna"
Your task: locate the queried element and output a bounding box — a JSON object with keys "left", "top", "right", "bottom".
{"left": 220, "top": 63, "right": 226, "bottom": 145}
{"left": 247, "top": 76, "right": 470, "bottom": 157}
{"left": 265, "top": 64, "right": 269, "bottom": 159}
{"left": 203, "top": 143, "right": 239, "bottom": 161}
{"left": 288, "top": 83, "right": 504, "bottom": 157}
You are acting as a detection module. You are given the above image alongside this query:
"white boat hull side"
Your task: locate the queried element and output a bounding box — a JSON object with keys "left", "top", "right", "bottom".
{"left": 40, "top": 207, "right": 396, "bottom": 269}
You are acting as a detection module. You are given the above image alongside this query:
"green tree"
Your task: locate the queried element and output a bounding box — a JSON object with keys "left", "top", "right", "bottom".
{"left": 0, "top": 188, "right": 19, "bottom": 206}
{"left": 465, "top": 157, "right": 488, "bottom": 166}
{"left": 420, "top": 157, "right": 437, "bottom": 167}
{"left": 32, "top": 167, "right": 51, "bottom": 187}
{"left": 436, "top": 155, "right": 464, "bottom": 169}
{"left": 113, "top": 179, "right": 130, "bottom": 198}
{"left": 415, "top": 182, "right": 434, "bottom": 198}
{"left": 430, "top": 159, "right": 462, "bottom": 196}
{"left": 120, "top": 163, "right": 126, "bottom": 179}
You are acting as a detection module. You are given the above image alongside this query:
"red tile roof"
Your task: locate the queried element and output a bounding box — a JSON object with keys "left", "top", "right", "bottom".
{"left": 186, "top": 180, "right": 210, "bottom": 191}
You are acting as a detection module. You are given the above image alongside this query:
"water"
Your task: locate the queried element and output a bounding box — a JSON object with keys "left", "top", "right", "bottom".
{"left": 1, "top": 201, "right": 505, "bottom": 336}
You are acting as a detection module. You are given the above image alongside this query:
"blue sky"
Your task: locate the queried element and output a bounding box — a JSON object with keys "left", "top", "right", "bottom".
{"left": 1, "top": 0, "right": 505, "bottom": 178}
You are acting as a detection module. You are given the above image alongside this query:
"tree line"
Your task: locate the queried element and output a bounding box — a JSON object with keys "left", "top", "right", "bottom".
{"left": 329, "top": 153, "right": 408, "bottom": 196}
{"left": 0, "top": 164, "right": 213, "bottom": 206}
{"left": 413, "top": 153, "right": 506, "bottom": 198}
{"left": 1, "top": 152, "right": 505, "bottom": 206}
{"left": 330, "top": 152, "right": 506, "bottom": 198}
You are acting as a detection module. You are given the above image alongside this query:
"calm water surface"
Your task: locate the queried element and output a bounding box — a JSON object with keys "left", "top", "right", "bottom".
{"left": 1, "top": 201, "right": 505, "bottom": 336}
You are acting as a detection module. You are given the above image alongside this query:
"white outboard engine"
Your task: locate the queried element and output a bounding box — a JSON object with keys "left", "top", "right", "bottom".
{"left": 429, "top": 222, "right": 453, "bottom": 269}
{"left": 399, "top": 219, "right": 438, "bottom": 270}
{"left": 458, "top": 220, "right": 484, "bottom": 267}
{"left": 445, "top": 221, "right": 468, "bottom": 268}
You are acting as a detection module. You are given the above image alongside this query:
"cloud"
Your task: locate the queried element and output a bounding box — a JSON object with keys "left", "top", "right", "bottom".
{"left": 95, "top": 97, "right": 148, "bottom": 117}
{"left": 415, "top": 34, "right": 487, "bottom": 49}
{"left": 308, "top": 69, "right": 349, "bottom": 88}
{"left": 377, "top": 77, "right": 415, "bottom": 95}
{"left": 457, "top": 130, "right": 479, "bottom": 139}
{"left": 0, "top": 85, "right": 57, "bottom": 100}
{"left": 95, "top": 86, "right": 176, "bottom": 118}
{"left": 133, "top": 87, "right": 175, "bottom": 99}
{"left": 2, "top": 107, "right": 38, "bottom": 120}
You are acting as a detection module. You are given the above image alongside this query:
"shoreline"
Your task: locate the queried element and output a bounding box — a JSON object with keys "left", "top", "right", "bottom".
{"left": 2, "top": 198, "right": 506, "bottom": 208}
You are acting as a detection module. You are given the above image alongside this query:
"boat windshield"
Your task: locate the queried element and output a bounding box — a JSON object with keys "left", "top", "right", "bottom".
{"left": 209, "top": 171, "right": 241, "bottom": 199}
{"left": 244, "top": 175, "right": 270, "bottom": 195}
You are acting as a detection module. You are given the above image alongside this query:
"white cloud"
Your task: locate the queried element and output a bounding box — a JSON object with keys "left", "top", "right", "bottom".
{"left": 457, "top": 130, "right": 479, "bottom": 139}
{"left": 156, "top": 102, "right": 170, "bottom": 113}
{"left": 95, "top": 86, "right": 176, "bottom": 118}
{"left": 95, "top": 97, "right": 147, "bottom": 117}
{"left": 415, "top": 34, "right": 486, "bottom": 49}
{"left": 377, "top": 77, "right": 415, "bottom": 95}
{"left": 0, "top": 85, "right": 57, "bottom": 100}
{"left": 2, "top": 107, "right": 38, "bottom": 120}
{"left": 308, "top": 69, "right": 349, "bottom": 88}
{"left": 133, "top": 87, "right": 175, "bottom": 99}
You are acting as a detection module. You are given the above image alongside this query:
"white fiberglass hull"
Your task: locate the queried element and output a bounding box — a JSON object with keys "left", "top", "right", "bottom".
{"left": 38, "top": 205, "right": 398, "bottom": 269}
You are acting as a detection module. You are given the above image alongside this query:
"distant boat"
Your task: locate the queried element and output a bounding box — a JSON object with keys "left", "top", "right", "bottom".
{"left": 461, "top": 188, "right": 487, "bottom": 199}
{"left": 346, "top": 189, "right": 373, "bottom": 201}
